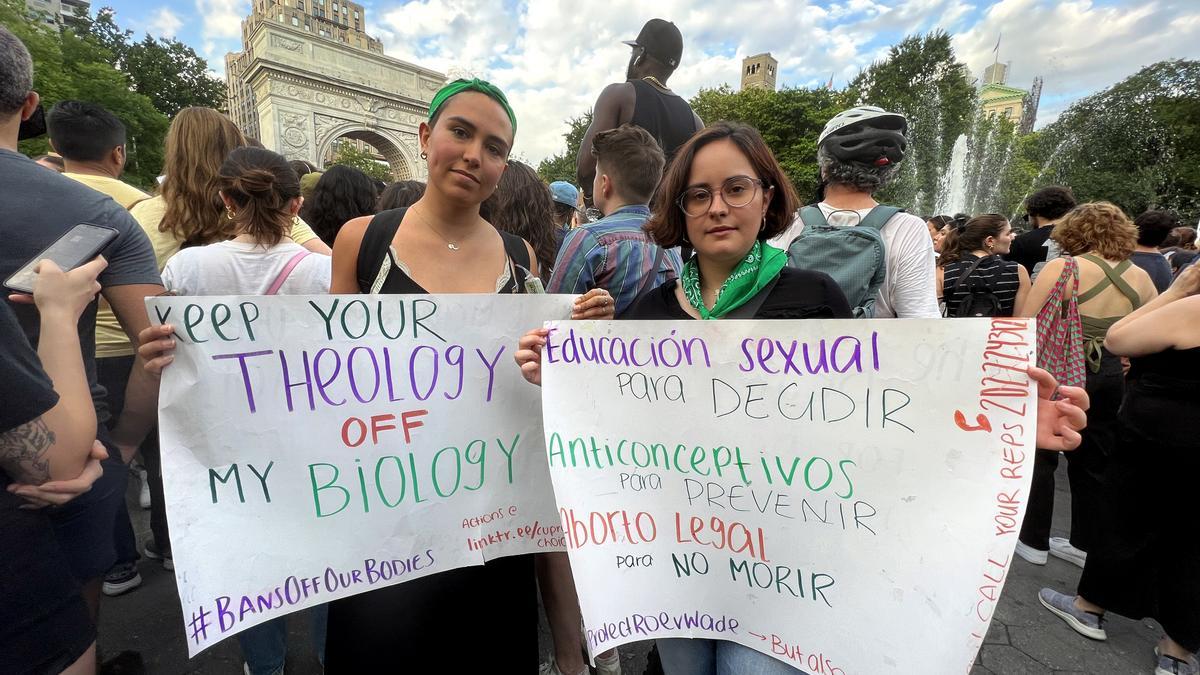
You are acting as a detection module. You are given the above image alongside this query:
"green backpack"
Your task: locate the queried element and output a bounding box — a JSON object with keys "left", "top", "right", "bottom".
{"left": 786, "top": 205, "right": 900, "bottom": 317}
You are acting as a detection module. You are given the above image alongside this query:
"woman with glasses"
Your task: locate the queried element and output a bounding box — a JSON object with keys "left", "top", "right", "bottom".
{"left": 622, "top": 122, "right": 852, "bottom": 322}
{"left": 938, "top": 214, "right": 1030, "bottom": 317}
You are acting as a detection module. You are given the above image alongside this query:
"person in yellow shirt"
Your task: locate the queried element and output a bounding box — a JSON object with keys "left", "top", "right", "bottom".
{"left": 47, "top": 101, "right": 150, "bottom": 210}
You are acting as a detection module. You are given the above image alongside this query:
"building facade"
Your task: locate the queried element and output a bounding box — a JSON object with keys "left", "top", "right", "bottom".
{"left": 225, "top": 0, "right": 444, "bottom": 179}
{"left": 24, "top": 0, "right": 89, "bottom": 27}
{"left": 741, "top": 53, "right": 778, "bottom": 91}
{"left": 978, "top": 59, "right": 1040, "bottom": 133}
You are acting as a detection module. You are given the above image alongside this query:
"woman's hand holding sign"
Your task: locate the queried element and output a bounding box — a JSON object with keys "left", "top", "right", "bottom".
{"left": 1027, "top": 366, "right": 1089, "bottom": 451}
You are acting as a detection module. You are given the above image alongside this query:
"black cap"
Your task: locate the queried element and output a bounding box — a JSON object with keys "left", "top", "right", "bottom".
{"left": 623, "top": 19, "right": 682, "bottom": 69}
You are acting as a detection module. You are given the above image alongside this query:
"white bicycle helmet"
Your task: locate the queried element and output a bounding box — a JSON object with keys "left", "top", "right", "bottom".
{"left": 818, "top": 106, "right": 908, "bottom": 167}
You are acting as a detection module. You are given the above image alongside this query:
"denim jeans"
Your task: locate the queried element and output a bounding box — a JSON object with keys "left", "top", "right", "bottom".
{"left": 238, "top": 604, "right": 328, "bottom": 675}
{"left": 657, "top": 638, "right": 806, "bottom": 675}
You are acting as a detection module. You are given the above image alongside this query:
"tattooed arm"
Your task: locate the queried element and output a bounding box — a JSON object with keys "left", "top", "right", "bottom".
{"left": 2, "top": 258, "right": 106, "bottom": 484}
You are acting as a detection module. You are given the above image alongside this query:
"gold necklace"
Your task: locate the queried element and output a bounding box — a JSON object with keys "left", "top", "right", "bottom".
{"left": 410, "top": 206, "right": 461, "bottom": 251}
{"left": 642, "top": 76, "right": 670, "bottom": 91}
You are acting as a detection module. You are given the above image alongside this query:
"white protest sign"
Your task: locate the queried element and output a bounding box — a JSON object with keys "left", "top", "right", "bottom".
{"left": 541, "top": 318, "right": 1037, "bottom": 674}
{"left": 148, "top": 294, "right": 574, "bottom": 656}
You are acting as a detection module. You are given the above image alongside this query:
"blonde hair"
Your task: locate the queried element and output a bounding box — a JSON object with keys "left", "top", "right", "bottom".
{"left": 161, "top": 107, "right": 246, "bottom": 247}
{"left": 1051, "top": 202, "right": 1137, "bottom": 260}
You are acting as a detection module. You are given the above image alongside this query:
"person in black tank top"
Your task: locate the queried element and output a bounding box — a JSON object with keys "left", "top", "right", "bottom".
{"left": 937, "top": 214, "right": 1030, "bottom": 317}
{"left": 576, "top": 19, "right": 703, "bottom": 206}
{"left": 1038, "top": 265, "right": 1200, "bottom": 673}
{"left": 325, "top": 79, "right": 615, "bottom": 672}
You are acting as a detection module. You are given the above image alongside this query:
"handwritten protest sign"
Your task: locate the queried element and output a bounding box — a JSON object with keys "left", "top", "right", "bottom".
{"left": 148, "top": 294, "right": 574, "bottom": 655}
{"left": 541, "top": 318, "right": 1037, "bottom": 674}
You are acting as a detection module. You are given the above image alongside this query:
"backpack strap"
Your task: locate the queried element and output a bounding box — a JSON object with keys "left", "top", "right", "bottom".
{"left": 722, "top": 276, "right": 782, "bottom": 320}
{"left": 858, "top": 205, "right": 903, "bottom": 231}
{"left": 638, "top": 246, "right": 667, "bottom": 297}
{"left": 1077, "top": 253, "right": 1141, "bottom": 308}
{"left": 265, "top": 250, "right": 311, "bottom": 295}
{"left": 952, "top": 255, "right": 991, "bottom": 295}
{"left": 798, "top": 205, "right": 828, "bottom": 230}
{"left": 356, "top": 208, "right": 407, "bottom": 293}
{"left": 499, "top": 230, "right": 531, "bottom": 293}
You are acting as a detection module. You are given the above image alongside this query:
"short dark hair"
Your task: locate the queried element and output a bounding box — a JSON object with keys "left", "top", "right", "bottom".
{"left": 217, "top": 147, "right": 301, "bottom": 247}
{"left": 47, "top": 100, "right": 127, "bottom": 162}
{"left": 1133, "top": 210, "right": 1179, "bottom": 247}
{"left": 0, "top": 26, "right": 32, "bottom": 115}
{"left": 645, "top": 122, "right": 798, "bottom": 248}
{"left": 592, "top": 124, "right": 665, "bottom": 204}
{"left": 299, "top": 164, "right": 378, "bottom": 246}
{"left": 289, "top": 159, "right": 319, "bottom": 177}
{"left": 376, "top": 180, "right": 426, "bottom": 211}
{"left": 1025, "top": 186, "right": 1077, "bottom": 221}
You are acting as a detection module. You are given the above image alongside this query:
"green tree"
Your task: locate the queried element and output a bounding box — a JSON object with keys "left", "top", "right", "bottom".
{"left": 328, "top": 143, "right": 393, "bottom": 182}
{"left": 537, "top": 111, "right": 592, "bottom": 185}
{"left": 4, "top": 0, "right": 168, "bottom": 188}
{"left": 1008, "top": 60, "right": 1200, "bottom": 222}
{"left": 85, "top": 8, "right": 227, "bottom": 116}
{"left": 845, "top": 31, "right": 977, "bottom": 214}
{"left": 690, "top": 84, "right": 846, "bottom": 200}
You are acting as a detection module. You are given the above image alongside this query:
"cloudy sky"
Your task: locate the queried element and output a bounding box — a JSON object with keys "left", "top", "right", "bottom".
{"left": 102, "top": 0, "right": 1199, "bottom": 163}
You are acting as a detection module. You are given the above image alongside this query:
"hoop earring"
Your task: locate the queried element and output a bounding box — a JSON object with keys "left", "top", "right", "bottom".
{"left": 225, "top": 207, "right": 235, "bottom": 220}
{"left": 420, "top": 151, "right": 428, "bottom": 160}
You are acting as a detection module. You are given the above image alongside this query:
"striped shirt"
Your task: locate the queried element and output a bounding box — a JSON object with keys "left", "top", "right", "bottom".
{"left": 547, "top": 205, "right": 683, "bottom": 316}
{"left": 942, "top": 254, "right": 1021, "bottom": 316}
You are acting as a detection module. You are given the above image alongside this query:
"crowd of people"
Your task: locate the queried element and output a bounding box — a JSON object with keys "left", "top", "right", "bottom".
{"left": 0, "top": 15, "right": 1195, "bottom": 675}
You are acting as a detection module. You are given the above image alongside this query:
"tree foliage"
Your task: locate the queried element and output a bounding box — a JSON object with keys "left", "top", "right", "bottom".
{"left": 691, "top": 84, "right": 846, "bottom": 202}
{"left": 1012, "top": 59, "right": 1200, "bottom": 222}
{"left": 845, "top": 31, "right": 977, "bottom": 214}
{"left": 5, "top": 0, "right": 167, "bottom": 188}
{"left": 328, "top": 143, "right": 393, "bottom": 182}
{"left": 536, "top": 111, "right": 592, "bottom": 185}
{"left": 84, "top": 8, "right": 226, "bottom": 116}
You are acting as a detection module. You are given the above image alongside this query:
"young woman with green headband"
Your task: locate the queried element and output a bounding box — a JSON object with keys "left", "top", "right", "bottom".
{"left": 326, "top": 78, "right": 614, "bottom": 669}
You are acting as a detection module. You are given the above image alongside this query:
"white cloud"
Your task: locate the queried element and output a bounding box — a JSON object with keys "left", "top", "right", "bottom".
{"left": 148, "top": 7, "right": 183, "bottom": 38}
{"left": 197, "top": 0, "right": 243, "bottom": 41}
{"left": 952, "top": 0, "right": 1200, "bottom": 129}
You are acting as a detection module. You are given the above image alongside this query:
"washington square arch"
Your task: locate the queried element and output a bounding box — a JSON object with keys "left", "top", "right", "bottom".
{"left": 225, "top": 0, "right": 446, "bottom": 180}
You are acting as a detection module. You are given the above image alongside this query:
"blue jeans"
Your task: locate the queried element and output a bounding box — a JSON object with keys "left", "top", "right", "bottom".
{"left": 657, "top": 638, "right": 807, "bottom": 675}
{"left": 238, "top": 604, "right": 328, "bottom": 675}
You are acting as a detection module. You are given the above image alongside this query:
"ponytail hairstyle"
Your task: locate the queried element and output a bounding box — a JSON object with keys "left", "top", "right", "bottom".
{"left": 940, "top": 213, "right": 1009, "bottom": 264}
{"left": 216, "top": 147, "right": 300, "bottom": 247}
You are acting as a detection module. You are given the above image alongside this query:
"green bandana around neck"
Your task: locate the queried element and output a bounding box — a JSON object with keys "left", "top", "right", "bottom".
{"left": 681, "top": 241, "right": 787, "bottom": 319}
{"left": 428, "top": 78, "right": 517, "bottom": 136}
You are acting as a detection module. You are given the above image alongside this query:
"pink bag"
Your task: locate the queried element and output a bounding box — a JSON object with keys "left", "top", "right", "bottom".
{"left": 1035, "top": 256, "right": 1086, "bottom": 389}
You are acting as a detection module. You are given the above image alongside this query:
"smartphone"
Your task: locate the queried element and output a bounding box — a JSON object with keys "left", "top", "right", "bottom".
{"left": 5, "top": 223, "right": 118, "bottom": 294}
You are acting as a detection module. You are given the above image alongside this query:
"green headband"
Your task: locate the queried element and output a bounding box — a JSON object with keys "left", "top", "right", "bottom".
{"left": 428, "top": 78, "right": 517, "bottom": 136}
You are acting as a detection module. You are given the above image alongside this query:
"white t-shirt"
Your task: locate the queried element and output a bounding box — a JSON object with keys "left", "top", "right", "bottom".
{"left": 770, "top": 203, "right": 940, "bottom": 318}
{"left": 162, "top": 241, "right": 331, "bottom": 296}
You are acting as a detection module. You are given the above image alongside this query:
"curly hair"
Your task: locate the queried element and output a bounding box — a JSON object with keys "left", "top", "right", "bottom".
{"left": 484, "top": 161, "right": 559, "bottom": 281}
{"left": 817, "top": 146, "right": 899, "bottom": 194}
{"left": 1134, "top": 210, "right": 1180, "bottom": 247}
{"left": 1025, "top": 186, "right": 1077, "bottom": 221}
{"left": 645, "top": 122, "right": 798, "bottom": 248}
{"left": 1051, "top": 202, "right": 1137, "bottom": 260}
{"left": 299, "top": 165, "right": 378, "bottom": 246}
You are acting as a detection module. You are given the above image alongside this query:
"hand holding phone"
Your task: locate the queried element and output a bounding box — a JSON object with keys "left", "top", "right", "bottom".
{"left": 5, "top": 223, "right": 118, "bottom": 294}
{"left": 8, "top": 257, "right": 108, "bottom": 320}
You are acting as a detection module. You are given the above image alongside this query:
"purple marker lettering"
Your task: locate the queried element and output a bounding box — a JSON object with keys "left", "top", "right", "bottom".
{"left": 212, "top": 350, "right": 274, "bottom": 413}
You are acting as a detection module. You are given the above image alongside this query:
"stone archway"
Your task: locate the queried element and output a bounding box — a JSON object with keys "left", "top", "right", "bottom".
{"left": 314, "top": 123, "right": 419, "bottom": 180}
{"left": 224, "top": 19, "right": 444, "bottom": 181}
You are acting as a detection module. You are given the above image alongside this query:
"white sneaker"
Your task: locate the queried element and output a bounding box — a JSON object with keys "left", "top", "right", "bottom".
{"left": 139, "top": 477, "right": 151, "bottom": 509}
{"left": 1049, "top": 537, "right": 1087, "bottom": 568}
{"left": 539, "top": 661, "right": 586, "bottom": 675}
{"left": 1015, "top": 540, "right": 1048, "bottom": 565}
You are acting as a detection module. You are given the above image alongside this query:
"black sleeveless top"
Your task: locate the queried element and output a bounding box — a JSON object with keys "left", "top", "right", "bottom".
{"left": 942, "top": 254, "right": 1021, "bottom": 316}
{"left": 629, "top": 79, "right": 700, "bottom": 161}
{"left": 355, "top": 207, "right": 531, "bottom": 294}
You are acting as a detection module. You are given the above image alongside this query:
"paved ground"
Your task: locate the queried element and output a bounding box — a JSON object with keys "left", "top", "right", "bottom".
{"left": 98, "top": 463, "right": 1164, "bottom": 674}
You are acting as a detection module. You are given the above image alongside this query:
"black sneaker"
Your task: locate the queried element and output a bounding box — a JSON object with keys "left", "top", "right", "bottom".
{"left": 143, "top": 542, "right": 174, "bottom": 571}
{"left": 102, "top": 562, "right": 142, "bottom": 596}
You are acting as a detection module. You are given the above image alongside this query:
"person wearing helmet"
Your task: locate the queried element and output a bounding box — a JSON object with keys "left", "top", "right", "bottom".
{"left": 771, "top": 106, "right": 940, "bottom": 318}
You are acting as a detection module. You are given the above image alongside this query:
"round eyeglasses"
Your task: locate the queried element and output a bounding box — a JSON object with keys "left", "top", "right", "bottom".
{"left": 676, "top": 176, "right": 768, "bottom": 217}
